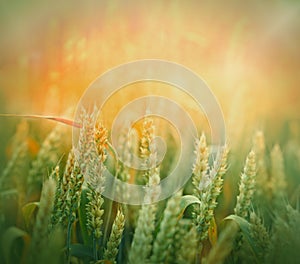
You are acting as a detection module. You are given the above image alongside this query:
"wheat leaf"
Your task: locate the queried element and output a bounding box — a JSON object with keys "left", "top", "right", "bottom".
{"left": 1, "top": 227, "right": 30, "bottom": 264}
{"left": 208, "top": 216, "right": 218, "bottom": 246}
{"left": 224, "top": 214, "right": 260, "bottom": 263}
{"left": 78, "top": 188, "right": 93, "bottom": 246}
{"left": 0, "top": 114, "right": 81, "bottom": 128}
{"left": 178, "top": 195, "right": 201, "bottom": 219}
{"left": 22, "top": 202, "right": 39, "bottom": 231}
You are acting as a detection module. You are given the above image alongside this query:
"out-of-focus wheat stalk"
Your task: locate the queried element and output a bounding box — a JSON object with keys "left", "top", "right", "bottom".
{"left": 270, "top": 144, "right": 287, "bottom": 209}
{"left": 150, "top": 191, "right": 182, "bottom": 263}
{"left": 28, "top": 125, "right": 64, "bottom": 195}
{"left": 173, "top": 219, "right": 198, "bottom": 264}
{"left": 29, "top": 178, "right": 56, "bottom": 263}
{"left": 253, "top": 131, "right": 268, "bottom": 199}
{"left": 128, "top": 117, "right": 160, "bottom": 264}
{"left": 265, "top": 205, "right": 300, "bottom": 263}
{"left": 115, "top": 127, "right": 138, "bottom": 201}
{"left": 1, "top": 101, "right": 300, "bottom": 264}
{"left": 249, "top": 211, "right": 269, "bottom": 261}
{"left": 1, "top": 143, "right": 28, "bottom": 189}
{"left": 0, "top": 121, "right": 30, "bottom": 219}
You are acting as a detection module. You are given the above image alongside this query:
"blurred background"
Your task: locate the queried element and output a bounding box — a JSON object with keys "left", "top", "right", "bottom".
{"left": 0, "top": 0, "right": 299, "bottom": 180}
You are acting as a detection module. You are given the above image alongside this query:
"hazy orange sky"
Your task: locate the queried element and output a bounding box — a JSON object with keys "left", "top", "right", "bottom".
{"left": 0, "top": 0, "right": 299, "bottom": 140}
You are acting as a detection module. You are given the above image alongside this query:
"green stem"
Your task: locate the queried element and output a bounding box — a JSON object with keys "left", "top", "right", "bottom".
{"left": 66, "top": 203, "right": 76, "bottom": 264}
{"left": 66, "top": 214, "right": 73, "bottom": 264}
{"left": 196, "top": 241, "right": 203, "bottom": 264}
{"left": 102, "top": 166, "right": 117, "bottom": 251}
{"left": 92, "top": 233, "right": 98, "bottom": 260}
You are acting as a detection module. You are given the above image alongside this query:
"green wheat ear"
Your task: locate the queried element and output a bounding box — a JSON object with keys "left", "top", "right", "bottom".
{"left": 234, "top": 150, "right": 256, "bottom": 220}
{"left": 234, "top": 209, "right": 270, "bottom": 263}
{"left": 85, "top": 183, "right": 104, "bottom": 260}
{"left": 150, "top": 191, "right": 182, "bottom": 263}
{"left": 173, "top": 219, "right": 198, "bottom": 264}
{"left": 103, "top": 209, "right": 125, "bottom": 264}
{"left": 192, "top": 133, "right": 228, "bottom": 242}
{"left": 253, "top": 131, "right": 268, "bottom": 199}
{"left": 28, "top": 125, "right": 65, "bottom": 196}
{"left": 0, "top": 120, "right": 30, "bottom": 192}
{"left": 128, "top": 203, "right": 157, "bottom": 264}
{"left": 0, "top": 142, "right": 29, "bottom": 208}
{"left": 60, "top": 162, "right": 84, "bottom": 227}
{"left": 265, "top": 205, "right": 300, "bottom": 263}
{"left": 115, "top": 126, "right": 137, "bottom": 202}
{"left": 270, "top": 144, "right": 287, "bottom": 209}
{"left": 82, "top": 120, "right": 108, "bottom": 261}
{"left": 249, "top": 211, "right": 270, "bottom": 262}
{"left": 51, "top": 149, "right": 75, "bottom": 228}
{"left": 128, "top": 117, "right": 160, "bottom": 264}
{"left": 86, "top": 185, "right": 104, "bottom": 239}
{"left": 232, "top": 150, "right": 257, "bottom": 261}
{"left": 192, "top": 132, "right": 209, "bottom": 197}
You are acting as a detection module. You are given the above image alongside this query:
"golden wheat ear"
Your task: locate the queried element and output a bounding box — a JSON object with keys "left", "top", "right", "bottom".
{"left": 0, "top": 114, "right": 82, "bottom": 128}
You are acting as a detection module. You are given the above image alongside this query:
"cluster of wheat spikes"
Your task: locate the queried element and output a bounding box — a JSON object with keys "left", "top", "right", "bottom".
{"left": 0, "top": 110, "right": 300, "bottom": 264}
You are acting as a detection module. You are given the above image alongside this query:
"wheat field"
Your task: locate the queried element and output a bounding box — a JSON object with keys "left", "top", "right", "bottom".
{"left": 0, "top": 1, "right": 300, "bottom": 263}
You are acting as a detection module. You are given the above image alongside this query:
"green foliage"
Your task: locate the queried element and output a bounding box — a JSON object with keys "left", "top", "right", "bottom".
{"left": 1, "top": 226, "right": 29, "bottom": 264}
{"left": 0, "top": 120, "right": 300, "bottom": 264}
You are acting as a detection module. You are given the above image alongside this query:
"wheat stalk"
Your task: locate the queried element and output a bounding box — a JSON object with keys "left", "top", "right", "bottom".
{"left": 204, "top": 222, "right": 239, "bottom": 264}
{"left": 192, "top": 132, "right": 209, "bottom": 196}
{"left": 173, "top": 219, "right": 198, "bottom": 264}
{"left": 249, "top": 211, "right": 269, "bottom": 261}
{"left": 234, "top": 150, "right": 256, "bottom": 219}
{"left": 270, "top": 144, "right": 287, "bottom": 209}
{"left": 28, "top": 125, "right": 64, "bottom": 195}
{"left": 193, "top": 137, "right": 228, "bottom": 242}
{"left": 103, "top": 209, "right": 125, "bottom": 263}
{"left": 29, "top": 178, "right": 56, "bottom": 263}
{"left": 129, "top": 117, "right": 160, "bottom": 264}
{"left": 150, "top": 192, "right": 182, "bottom": 263}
